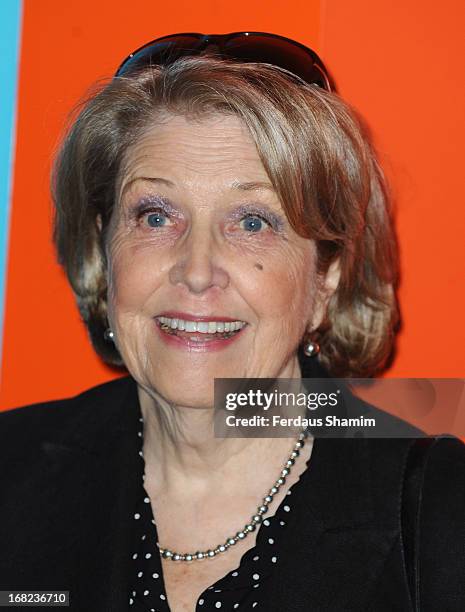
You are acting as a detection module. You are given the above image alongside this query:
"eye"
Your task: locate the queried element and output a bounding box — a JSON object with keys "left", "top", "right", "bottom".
{"left": 147, "top": 212, "right": 167, "bottom": 227}
{"left": 239, "top": 215, "right": 271, "bottom": 233}
{"left": 138, "top": 208, "right": 173, "bottom": 228}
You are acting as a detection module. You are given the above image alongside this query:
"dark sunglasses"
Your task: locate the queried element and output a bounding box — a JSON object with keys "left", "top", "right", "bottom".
{"left": 115, "top": 31, "right": 333, "bottom": 91}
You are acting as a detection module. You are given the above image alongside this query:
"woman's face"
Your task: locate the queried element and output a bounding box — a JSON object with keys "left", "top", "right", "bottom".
{"left": 106, "top": 113, "right": 336, "bottom": 407}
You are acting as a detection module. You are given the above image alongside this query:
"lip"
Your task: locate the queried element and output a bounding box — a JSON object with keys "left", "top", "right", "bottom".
{"left": 154, "top": 318, "right": 247, "bottom": 352}
{"left": 156, "top": 311, "right": 244, "bottom": 323}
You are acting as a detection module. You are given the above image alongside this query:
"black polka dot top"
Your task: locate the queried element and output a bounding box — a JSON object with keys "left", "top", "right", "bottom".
{"left": 129, "top": 414, "right": 310, "bottom": 611}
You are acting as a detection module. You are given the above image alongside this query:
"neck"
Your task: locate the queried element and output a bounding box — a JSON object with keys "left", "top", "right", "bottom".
{"left": 138, "top": 357, "right": 305, "bottom": 497}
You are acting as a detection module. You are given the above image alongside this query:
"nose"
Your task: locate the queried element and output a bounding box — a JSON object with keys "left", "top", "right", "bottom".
{"left": 168, "top": 225, "right": 230, "bottom": 294}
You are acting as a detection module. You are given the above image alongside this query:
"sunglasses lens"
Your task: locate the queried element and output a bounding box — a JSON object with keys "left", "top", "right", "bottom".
{"left": 116, "top": 33, "right": 330, "bottom": 90}
{"left": 223, "top": 35, "right": 329, "bottom": 89}
{"left": 116, "top": 35, "right": 206, "bottom": 76}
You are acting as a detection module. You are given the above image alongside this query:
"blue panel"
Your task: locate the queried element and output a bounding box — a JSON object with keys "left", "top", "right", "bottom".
{"left": 0, "top": 0, "right": 22, "bottom": 364}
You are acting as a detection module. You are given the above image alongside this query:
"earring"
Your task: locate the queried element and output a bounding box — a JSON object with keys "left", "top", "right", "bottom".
{"left": 303, "top": 340, "right": 320, "bottom": 357}
{"left": 104, "top": 328, "right": 115, "bottom": 342}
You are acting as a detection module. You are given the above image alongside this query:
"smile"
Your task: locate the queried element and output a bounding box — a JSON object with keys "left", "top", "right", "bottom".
{"left": 154, "top": 315, "right": 248, "bottom": 350}
{"left": 157, "top": 316, "right": 246, "bottom": 333}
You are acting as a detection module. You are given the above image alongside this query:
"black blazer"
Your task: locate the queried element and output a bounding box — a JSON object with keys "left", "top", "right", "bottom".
{"left": 1, "top": 370, "right": 464, "bottom": 612}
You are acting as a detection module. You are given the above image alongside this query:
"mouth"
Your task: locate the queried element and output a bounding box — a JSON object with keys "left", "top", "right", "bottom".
{"left": 154, "top": 314, "right": 248, "bottom": 350}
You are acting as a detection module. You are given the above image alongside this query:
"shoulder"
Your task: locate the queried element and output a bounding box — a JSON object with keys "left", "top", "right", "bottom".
{"left": 0, "top": 376, "right": 136, "bottom": 453}
{"left": 421, "top": 435, "right": 465, "bottom": 507}
{"left": 0, "top": 375, "right": 134, "bottom": 423}
{"left": 364, "top": 435, "right": 465, "bottom": 498}
{"left": 427, "top": 434, "right": 465, "bottom": 462}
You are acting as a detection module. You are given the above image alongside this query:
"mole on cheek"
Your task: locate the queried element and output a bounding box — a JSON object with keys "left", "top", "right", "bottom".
{"left": 254, "top": 263, "right": 263, "bottom": 271}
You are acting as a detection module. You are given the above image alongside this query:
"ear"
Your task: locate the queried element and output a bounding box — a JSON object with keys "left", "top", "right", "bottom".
{"left": 309, "top": 258, "right": 341, "bottom": 331}
{"left": 96, "top": 214, "right": 103, "bottom": 232}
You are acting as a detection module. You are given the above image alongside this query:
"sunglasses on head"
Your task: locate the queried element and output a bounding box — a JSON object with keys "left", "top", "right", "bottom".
{"left": 115, "top": 31, "right": 333, "bottom": 91}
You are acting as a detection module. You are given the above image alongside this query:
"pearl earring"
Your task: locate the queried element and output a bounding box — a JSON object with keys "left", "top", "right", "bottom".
{"left": 303, "top": 340, "right": 320, "bottom": 357}
{"left": 104, "top": 328, "right": 115, "bottom": 342}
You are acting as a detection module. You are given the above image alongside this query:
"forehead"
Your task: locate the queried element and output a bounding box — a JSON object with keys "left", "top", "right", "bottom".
{"left": 120, "top": 113, "right": 272, "bottom": 194}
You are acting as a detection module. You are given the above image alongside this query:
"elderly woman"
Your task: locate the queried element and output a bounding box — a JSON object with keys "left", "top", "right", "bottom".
{"left": 1, "top": 33, "right": 464, "bottom": 612}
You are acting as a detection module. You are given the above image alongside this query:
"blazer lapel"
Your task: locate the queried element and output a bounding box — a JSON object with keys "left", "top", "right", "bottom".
{"left": 263, "top": 437, "right": 406, "bottom": 611}
{"left": 39, "top": 376, "right": 141, "bottom": 611}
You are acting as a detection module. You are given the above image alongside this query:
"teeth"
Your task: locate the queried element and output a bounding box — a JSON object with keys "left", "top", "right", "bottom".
{"left": 157, "top": 316, "right": 246, "bottom": 334}
{"left": 185, "top": 321, "right": 197, "bottom": 332}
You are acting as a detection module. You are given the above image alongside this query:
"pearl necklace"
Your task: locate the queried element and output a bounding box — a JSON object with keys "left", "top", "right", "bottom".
{"left": 157, "top": 431, "right": 308, "bottom": 562}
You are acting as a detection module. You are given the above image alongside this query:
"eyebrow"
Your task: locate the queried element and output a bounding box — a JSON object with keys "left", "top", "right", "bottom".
{"left": 121, "top": 176, "right": 174, "bottom": 197}
{"left": 230, "top": 180, "right": 275, "bottom": 193}
{"left": 121, "top": 177, "right": 275, "bottom": 196}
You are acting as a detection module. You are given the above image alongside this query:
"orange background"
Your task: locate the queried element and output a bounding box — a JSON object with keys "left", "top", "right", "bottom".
{"left": 1, "top": 0, "right": 464, "bottom": 410}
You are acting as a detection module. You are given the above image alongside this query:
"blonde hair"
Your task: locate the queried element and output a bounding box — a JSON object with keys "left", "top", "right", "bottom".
{"left": 52, "top": 56, "right": 399, "bottom": 377}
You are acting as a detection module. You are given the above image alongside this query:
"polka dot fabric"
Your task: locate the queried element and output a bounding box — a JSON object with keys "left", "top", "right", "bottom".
{"left": 129, "top": 414, "right": 309, "bottom": 610}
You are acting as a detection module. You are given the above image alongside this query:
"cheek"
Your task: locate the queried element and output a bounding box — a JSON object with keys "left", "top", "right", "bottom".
{"left": 246, "top": 245, "right": 317, "bottom": 321}
{"left": 106, "top": 235, "right": 166, "bottom": 316}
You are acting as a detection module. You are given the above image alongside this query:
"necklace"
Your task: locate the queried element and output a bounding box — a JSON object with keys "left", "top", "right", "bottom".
{"left": 157, "top": 430, "right": 308, "bottom": 562}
